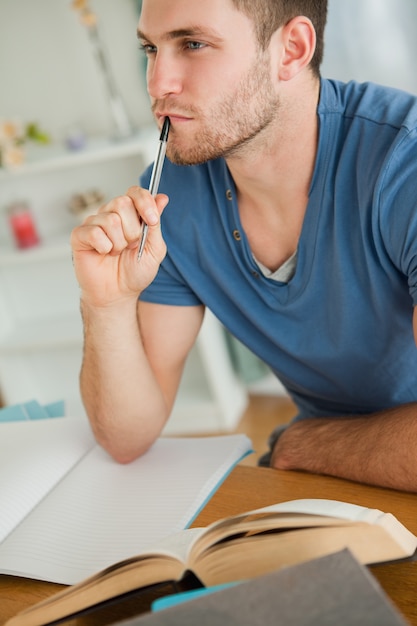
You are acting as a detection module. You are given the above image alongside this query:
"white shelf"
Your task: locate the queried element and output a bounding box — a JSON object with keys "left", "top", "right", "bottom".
{"left": 0, "top": 126, "right": 157, "bottom": 180}
{"left": 165, "top": 399, "right": 228, "bottom": 435}
{"left": 0, "top": 236, "right": 72, "bottom": 266}
{"left": 0, "top": 314, "right": 83, "bottom": 353}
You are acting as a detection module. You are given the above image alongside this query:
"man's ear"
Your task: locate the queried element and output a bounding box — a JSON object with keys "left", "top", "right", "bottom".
{"left": 275, "top": 16, "right": 317, "bottom": 81}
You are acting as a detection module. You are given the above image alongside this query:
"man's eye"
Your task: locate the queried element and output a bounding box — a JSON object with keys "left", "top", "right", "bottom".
{"left": 186, "top": 41, "right": 206, "bottom": 51}
{"left": 139, "top": 43, "right": 156, "bottom": 55}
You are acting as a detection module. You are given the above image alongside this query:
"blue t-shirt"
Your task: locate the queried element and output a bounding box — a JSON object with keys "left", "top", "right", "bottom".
{"left": 140, "top": 78, "right": 417, "bottom": 420}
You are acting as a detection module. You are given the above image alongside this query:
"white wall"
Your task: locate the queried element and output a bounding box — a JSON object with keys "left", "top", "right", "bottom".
{"left": 0, "top": 0, "right": 151, "bottom": 141}
{"left": 322, "top": 0, "right": 417, "bottom": 94}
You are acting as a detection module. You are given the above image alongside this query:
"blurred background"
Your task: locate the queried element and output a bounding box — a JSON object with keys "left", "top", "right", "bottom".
{"left": 0, "top": 0, "right": 416, "bottom": 429}
{"left": 1, "top": 0, "right": 416, "bottom": 142}
{"left": 0, "top": 0, "right": 148, "bottom": 144}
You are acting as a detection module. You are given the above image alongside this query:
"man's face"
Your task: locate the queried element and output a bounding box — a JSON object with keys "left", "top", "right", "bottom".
{"left": 138, "top": 0, "right": 280, "bottom": 165}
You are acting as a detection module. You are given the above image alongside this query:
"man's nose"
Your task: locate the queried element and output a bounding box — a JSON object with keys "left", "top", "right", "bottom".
{"left": 147, "top": 53, "right": 183, "bottom": 99}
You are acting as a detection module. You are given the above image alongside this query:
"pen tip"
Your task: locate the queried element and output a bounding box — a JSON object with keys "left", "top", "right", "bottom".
{"left": 160, "top": 117, "right": 170, "bottom": 141}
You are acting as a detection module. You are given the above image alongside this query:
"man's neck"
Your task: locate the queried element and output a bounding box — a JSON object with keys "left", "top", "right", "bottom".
{"left": 226, "top": 77, "right": 320, "bottom": 271}
{"left": 227, "top": 78, "right": 319, "bottom": 211}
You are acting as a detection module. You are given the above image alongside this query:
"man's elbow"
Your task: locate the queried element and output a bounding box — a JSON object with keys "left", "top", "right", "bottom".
{"left": 93, "top": 428, "right": 155, "bottom": 464}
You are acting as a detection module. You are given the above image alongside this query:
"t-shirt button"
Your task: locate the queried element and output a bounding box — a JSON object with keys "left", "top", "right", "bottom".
{"left": 226, "top": 189, "right": 233, "bottom": 201}
{"left": 251, "top": 271, "right": 260, "bottom": 279}
{"left": 233, "top": 229, "right": 241, "bottom": 241}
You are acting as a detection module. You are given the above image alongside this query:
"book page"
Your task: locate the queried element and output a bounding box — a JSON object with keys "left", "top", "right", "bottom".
{"left": 248, "top": 499, "right": 385, "bottom": 523}
{"left": 144, "top": 527, "right": 204, "bottom": 563}
{"left": 0, "top": 434, "right": 251, "bottom": 584}
{"left": 0, "top": 417, "right": 95, "bottom": 543}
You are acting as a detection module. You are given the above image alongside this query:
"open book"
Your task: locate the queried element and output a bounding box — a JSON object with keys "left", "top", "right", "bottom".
{"left": 7, "top": 498, "right": 417, "bottom": 626}
{"left": 0, "top": 417, "right": 252, "bottom": 585}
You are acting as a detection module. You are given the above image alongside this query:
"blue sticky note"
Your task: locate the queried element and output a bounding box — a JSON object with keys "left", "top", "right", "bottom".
{"left": 0, "top": 404, "right": 29, "bottom": 422}
{"left": 152, "top": 582, "right": 239, "bottom": 612}
{"left": 23, "top": 400, "right": 50, "bottom": 420}
{"left": 0, "top": 399, "right": 66, "bottom": 422}
{"left": 43, "top": 400, "right": 66, "bottom": 418}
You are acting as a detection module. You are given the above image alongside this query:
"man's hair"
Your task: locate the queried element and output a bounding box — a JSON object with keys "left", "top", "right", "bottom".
{"left": 230, "top": 0, "right": 328, "bottom": 77}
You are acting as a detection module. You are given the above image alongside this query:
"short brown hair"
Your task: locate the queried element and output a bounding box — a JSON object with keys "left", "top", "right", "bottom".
{"left": 231, "top": 0, "right": 327, "bottom": 77}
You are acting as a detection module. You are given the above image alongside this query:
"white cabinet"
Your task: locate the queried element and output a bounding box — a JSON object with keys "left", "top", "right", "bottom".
{"left": 0, "top": 132, "right": 247, "bottom": 433}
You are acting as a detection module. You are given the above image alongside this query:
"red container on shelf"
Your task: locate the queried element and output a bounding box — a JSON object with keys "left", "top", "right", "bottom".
{"left": 8, "top": 203, "right": 40, "bottom": 249}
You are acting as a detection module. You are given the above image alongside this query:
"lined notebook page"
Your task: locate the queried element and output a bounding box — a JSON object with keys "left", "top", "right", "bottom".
{"left": 0, "top": 433, "right": 252, "bottom": 584}
{"left": 0, "top": 418, "right": 95, "bottom": 543}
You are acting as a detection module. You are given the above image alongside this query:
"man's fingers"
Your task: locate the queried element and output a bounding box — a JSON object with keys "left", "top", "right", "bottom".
{"left": 72, "top": 209, "right": 133, "bottom": 255}
{"left": 154, "top": 193, "right": 170, "bottom": 215}
{"left": 98, "top": 193, "right": 143, "bottom": 242}
{"left": 71, "top": 187, "right": 169, "bottom": 257}
{"left": 71, "top": 221, "right": 114, "bottom": 255}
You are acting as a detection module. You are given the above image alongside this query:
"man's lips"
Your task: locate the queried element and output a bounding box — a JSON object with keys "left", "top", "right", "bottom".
{"left": 156, "top": 112, "right": 193, "bottom": 124}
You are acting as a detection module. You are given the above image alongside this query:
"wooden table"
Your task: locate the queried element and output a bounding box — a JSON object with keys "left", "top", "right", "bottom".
{"left": 1, "top": 465, "right": 416, "bottom": 625}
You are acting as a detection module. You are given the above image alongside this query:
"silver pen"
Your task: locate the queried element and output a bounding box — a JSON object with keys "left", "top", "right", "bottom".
{"left": 137, "top": 116, "right": 170, "bottom": 261}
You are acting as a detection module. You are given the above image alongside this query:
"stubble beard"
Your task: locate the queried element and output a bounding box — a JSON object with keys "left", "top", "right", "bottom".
{"left": 163, "top": 51, "right": 280, "bottom": 166}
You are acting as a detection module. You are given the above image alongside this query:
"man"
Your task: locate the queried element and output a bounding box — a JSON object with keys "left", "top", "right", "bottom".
{"left": 71, "top": 0, "right": 417, "bottom": 491}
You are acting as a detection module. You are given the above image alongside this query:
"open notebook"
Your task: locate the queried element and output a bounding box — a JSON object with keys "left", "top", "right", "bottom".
{"left": 0, "top": 416, "right": 252, "bottom": 585}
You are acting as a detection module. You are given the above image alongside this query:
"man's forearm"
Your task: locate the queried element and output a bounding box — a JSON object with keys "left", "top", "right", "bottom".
{"left": 271, "top": 403, "right": 417, "bottom": 492}
{"left": 80, "top": 299, "right": 168, "bottom": 463}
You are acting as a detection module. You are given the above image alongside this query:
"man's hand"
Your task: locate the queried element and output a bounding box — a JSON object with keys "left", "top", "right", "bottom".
{"left": 70, "top": 186, "right": 169, "bottom": 308}
{"left": 270, "top": 404, "right": 417, "bottom": 492}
